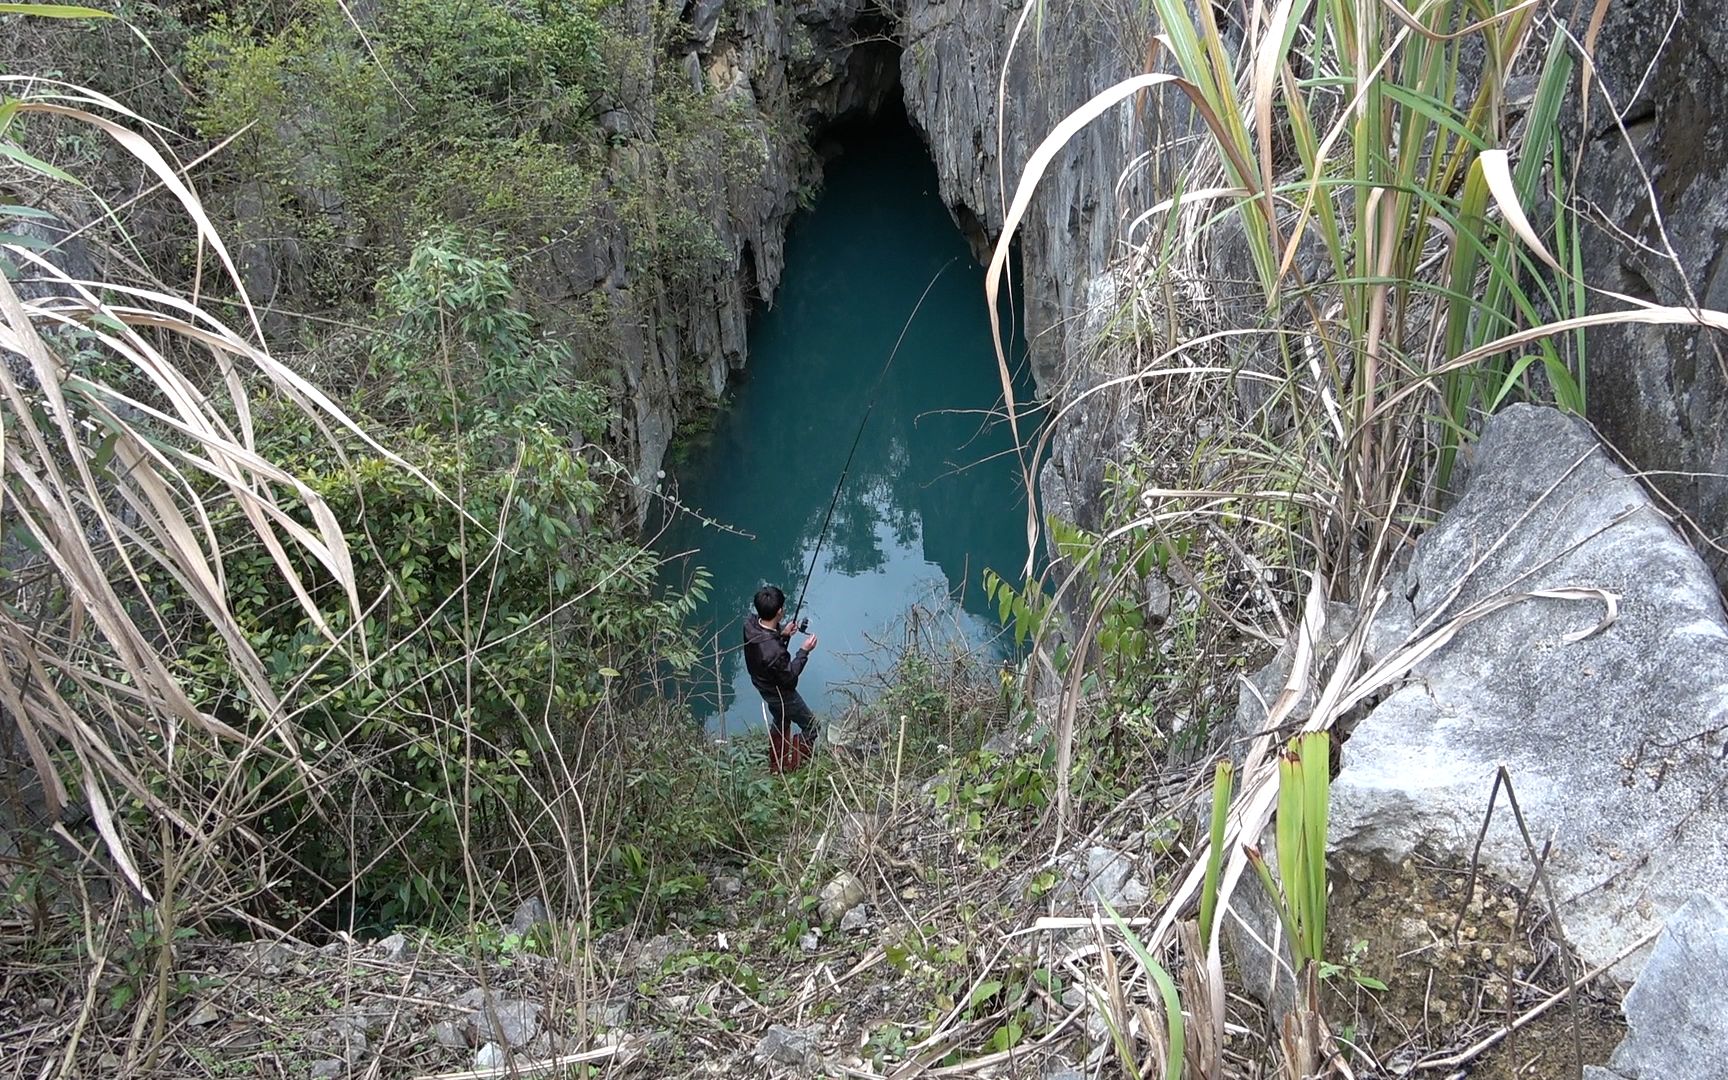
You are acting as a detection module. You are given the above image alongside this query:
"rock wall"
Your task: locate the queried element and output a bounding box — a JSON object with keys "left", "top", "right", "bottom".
{"left": 897, "top": 0, "right": 1185, "bottom": 539}
{"left": 583, "top": 0, "right": 1178, "bottom": 530}
{"left": 526, "top": 0, "right": 900, "bottom": 506}
{"left": 1573, "top": 0, "right": 1728, "bottom": 585}
{"left": 898, "top": 0, "right": 1161, "bottom": 392}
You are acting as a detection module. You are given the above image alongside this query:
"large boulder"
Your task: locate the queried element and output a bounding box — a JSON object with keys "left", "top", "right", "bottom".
{"left": 1586, "top": 892, "right": 1728, "bottom": 1080}
{"left": 1330, "top": 404, "right": 1728, "bottom": 978}
{"left": 1574, "top": 0, "right": 1728, "bottom": 585}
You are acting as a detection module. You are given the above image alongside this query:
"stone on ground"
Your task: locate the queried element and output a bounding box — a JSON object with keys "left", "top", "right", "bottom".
{"left": 1052, "top": 846, "right": 1149, "bottom": 912}
{"left": 1330, "top": 404, "right": 1728, "bottom": 977}
{"left": 465, "top": 996, "right": 541, "bottom": 1048}
{"left": 818, "top": 871, "right": 866, "bottom": 924}
{"left": 1586, "top": 893, "right": 1728, "bottom": 1080}
{"left": 755, "top": 1024, "right": 821, "bottom": 1068}
{"left": 375, "top": 933, "right": 411, "bottom": 963}
{"left": 431, "top": 1019, "right": 468, "bottom": 1049}
{"left": 509, "top": 896, "right": 550, "bottom": 936}
{"left": 839, "top": 903, "right": 870, "bottom": 933}
{"left": 474, "top": 1042, "right": 507, "bottom": 1069}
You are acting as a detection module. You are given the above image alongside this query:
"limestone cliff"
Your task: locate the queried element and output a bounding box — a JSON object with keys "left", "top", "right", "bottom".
{"left": 895, "top": 0, "right": 1175, "bottom": 538}
{"left": 525, "top": 0, "right": 899, "bottom": 508}
{"left": 1573, "top": 0, "right": 1728, "bottom": 584}
{"left": 591, "top": 0, "right": 1169, "bottom": 529}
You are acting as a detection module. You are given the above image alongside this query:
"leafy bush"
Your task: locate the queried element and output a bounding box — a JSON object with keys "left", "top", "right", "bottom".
{"left": 173, "top": 233, "right": 707, "bottom": 925}
{"left": 180, "top": 0, "right": 762, "bottom": 319}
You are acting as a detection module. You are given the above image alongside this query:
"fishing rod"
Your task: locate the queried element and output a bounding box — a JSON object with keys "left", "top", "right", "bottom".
{"left": 787, "top": 256, "right": 961, "bottom": 632}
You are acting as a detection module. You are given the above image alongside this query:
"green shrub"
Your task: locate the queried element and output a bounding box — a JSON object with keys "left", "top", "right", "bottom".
{"left": 172, "top": 234, "right": 706, "bottom": 926}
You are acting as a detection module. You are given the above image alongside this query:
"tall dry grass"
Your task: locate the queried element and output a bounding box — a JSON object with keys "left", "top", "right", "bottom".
{"left": 982, "top": 0, "right": 1728, "bottom": 1074}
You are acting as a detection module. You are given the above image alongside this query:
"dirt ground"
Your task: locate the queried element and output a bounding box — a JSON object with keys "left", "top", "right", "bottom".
{"left": 1326, "top": 853, "right": 1625, "bottom": 1079}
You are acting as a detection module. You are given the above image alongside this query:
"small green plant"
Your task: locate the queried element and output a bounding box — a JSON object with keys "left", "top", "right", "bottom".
{"left": 1198, "top": 759, "right": 1233, "bottom": 953}
{"left": 982, "top": 566, "right": 1053, "bottom": 650}
{"left": 105, "top": 907, "right": 201, "bottom": 1015}
{"left": 1104, "top": 902, "right": 1185, "bottom": 1080}
{"left": 1318, "top": 938, "right": 1388, "bottom": 993}
{"left": 931, "top": 748, "right": 1050, "bottom": 855}
{"left": 865, "top": 1023, "right": 909, "bottom": 1068}
{"left": 1246, "top": 731, "right": 1332, "bottom": 975}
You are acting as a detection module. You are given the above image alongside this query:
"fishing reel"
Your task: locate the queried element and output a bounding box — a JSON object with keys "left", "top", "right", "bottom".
{"left": 781, "top": 616, "right": 809, "bottom": 637}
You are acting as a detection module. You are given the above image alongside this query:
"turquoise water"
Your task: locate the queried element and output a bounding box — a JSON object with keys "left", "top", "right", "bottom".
{"left": 658, "top": 118, "right": 1037, "bottom": 736}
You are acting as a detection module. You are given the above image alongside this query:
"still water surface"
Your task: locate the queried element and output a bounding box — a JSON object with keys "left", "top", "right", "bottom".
{"left": 658, "top": 119, "right": 1037, "bottom": 735}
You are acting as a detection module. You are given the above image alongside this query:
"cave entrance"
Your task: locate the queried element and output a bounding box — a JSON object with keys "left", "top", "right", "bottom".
{"left": 658, "top": 101, "right": 1037, "bottom": 737}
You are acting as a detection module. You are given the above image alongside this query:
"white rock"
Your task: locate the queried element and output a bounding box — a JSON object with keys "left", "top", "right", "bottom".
{"left": 1329, "top": 406, "right": 1728, "bottom": 979}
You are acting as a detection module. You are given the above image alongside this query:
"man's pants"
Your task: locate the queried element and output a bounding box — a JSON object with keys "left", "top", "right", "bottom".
{"left": 764, "top": 689, "right": 817, "bottom": 739}
{"left": 763, "top": 690, "right": 816, "bottom": 773}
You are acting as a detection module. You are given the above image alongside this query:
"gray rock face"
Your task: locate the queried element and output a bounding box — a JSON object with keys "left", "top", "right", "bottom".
{"left": 458, "top": 992, "right": 542, "bottom": 1049}
{"left": 838, "top": 903, "right": 870, "bottom": 933}
{"left": 898, "top": 4, "right": 1179, "bottom": 393}
{"left": 755, "top": 1024, "right": 821, "bottom": 1068}
{"left": 1586, "top": 894, "right": 1728, "bottom": 1080}
{"left": 474, "top": 1042, "right": 507, "bottom": 1069}
{"left": 1, "top": 211, "right": 96, "bottom": 303}
{"left": 431, "top": 1019, "right": 468, "bottom": 1049}
{"left": 1573, "top": 0, "right": 1728, "bottom": 584}
{"left": 374, "top": 933, "right": 410, "bottom": 963}
{"left": 897, "top": 5, "right": 1191, "bottom": 562}
{"left": 1330, "top": 404, "right": 1728, "bottom": 977}
{"left": 522, "top": 0, "right": 901, "bottom": 515}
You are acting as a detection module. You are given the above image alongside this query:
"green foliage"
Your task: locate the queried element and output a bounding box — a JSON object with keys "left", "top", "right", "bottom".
{"left": 1246, "top": 732, "right": 1333, "bottom": 975}
{"left": 881, "top": 931, "right": 1045, "bottom": 1057}
{"left": 104, "top": 906, "right": 202, "bottom": 1015}
{"left": 171, "top": 235, "right": 705, "bottom": 926}
{"left": 982, "top": 565, "right": 1051, "bottom": 650}
{"left": 1198, "top": 759, "right": 1232, "bottom": 953}
{"left": 595, "top": 736, "right": 812, "bottom": 929}
{"left": 179, "top": 0, "right": 762, "bottom": 317}
{"left": 1104, "top": 902, "right": 1185, "bottom": 1080}
{"left": 932, "top": 748, "right": 1049, "bottom": 867}
{"left": 1318, "top": 938, "right": 1389, "bottom": 994}
{"left": 1136, "top": 0, "right": 1589, "bottom": 558}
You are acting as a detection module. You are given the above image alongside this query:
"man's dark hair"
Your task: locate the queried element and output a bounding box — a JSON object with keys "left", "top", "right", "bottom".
{"left": 753, "top": 585, "right": 785, "bottom": 620}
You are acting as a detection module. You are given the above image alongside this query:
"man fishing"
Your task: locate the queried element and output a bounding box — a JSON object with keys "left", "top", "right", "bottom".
{"left": 742, "top": 585, "right": 819, "bottom": 773}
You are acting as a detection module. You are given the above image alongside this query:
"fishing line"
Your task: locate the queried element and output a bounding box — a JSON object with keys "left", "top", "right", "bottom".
{"left": 788, "top": 256, "right": 960, "bottom": 628}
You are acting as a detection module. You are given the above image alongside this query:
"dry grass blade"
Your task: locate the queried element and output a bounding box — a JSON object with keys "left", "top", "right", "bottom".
{"left": 0, "top": 88, "right": 403, "bottom": 901}
{"left": 1478, "top": 148, "right": 1560, "bottom": 270}
{"left": 986, "top": 72, "right": 1193, "bottom": 573}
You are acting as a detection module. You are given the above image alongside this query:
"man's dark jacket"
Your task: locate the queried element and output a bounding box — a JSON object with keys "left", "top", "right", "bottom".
{"left": 742, "top": 617, "right": 807, "bottom": 699}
